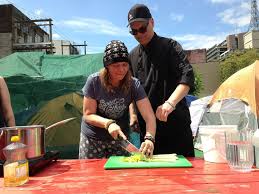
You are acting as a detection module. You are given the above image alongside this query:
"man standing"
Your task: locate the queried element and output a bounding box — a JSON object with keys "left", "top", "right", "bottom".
{"left": 128, "top": 4, "right": 195, "bottom": 156}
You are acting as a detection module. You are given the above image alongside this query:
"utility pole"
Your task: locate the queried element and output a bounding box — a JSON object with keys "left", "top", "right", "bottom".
{"left": 84, "top": 41, "right": 87, "bottom": 55}
{"left": 49, "top": 19, "right": 53, "bottom": 54}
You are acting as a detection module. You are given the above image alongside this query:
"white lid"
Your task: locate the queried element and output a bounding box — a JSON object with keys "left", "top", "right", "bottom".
{"left": 199, "top": 125, "right": 238, "bottom": 135}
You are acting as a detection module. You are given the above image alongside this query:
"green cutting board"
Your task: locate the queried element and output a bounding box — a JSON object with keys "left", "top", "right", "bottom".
{"left": 104, "top": 155, "right": 192, "bottom": 169}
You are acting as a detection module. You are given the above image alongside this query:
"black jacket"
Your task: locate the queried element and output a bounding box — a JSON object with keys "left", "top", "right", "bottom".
{"left": 129, "top": 33, "right": 195, "bottom": 136}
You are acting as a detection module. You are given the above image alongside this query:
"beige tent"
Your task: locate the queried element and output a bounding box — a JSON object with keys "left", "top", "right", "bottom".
{"left": 28, "top": 92, "right": 83, "bottom": 146}
{"left": 209, "top": 60, "right": 259, "bottom": 117}
{"left": 195, "top": 61, "right": 259, "bottom": 151}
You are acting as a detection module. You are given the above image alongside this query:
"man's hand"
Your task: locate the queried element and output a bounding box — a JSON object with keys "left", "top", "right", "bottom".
{"left": 140, "top": 139, "right": 154, "bottom": 158}
{"left": 155, "top": 102, "right": 175, "bottom": 122}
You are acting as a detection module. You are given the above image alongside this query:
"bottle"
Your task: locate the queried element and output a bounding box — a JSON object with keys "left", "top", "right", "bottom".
{"left": 252, "top": 128, "right": 259, "bottom": 168}
{"left": 3, "top": 135, "right": 29, "bottom": 187}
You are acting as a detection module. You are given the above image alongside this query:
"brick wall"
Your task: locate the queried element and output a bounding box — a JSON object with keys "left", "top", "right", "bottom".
{"left": 185, "top": 49, "right": 207, "bottom": 64}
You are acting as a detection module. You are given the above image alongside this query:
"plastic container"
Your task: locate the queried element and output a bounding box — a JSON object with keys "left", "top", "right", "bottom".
{"left": 3, "top": 136, "right": 29, "bottom": 187}
{"left": 225, "top": 130, "right": 254, "bottom": 172}
{"left": 199, "top": 125, "right": 238, "bottom": 163}
{"left": 252, "top": 128, "right": 259, "bottom": 168}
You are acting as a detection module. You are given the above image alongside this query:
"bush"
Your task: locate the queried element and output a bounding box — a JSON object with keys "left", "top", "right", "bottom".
{"left": 219, "top": 49, "right": 259, "bottom": 83}
{"left": 191, "top": 69, "right": 204, "bottom": 96}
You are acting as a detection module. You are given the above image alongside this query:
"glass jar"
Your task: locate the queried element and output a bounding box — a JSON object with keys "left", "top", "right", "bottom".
{"left": 252, "top": 128, "right": 259, "bottom": 168}
{"left": 3, "top": 135, "right": 29, "bottom": 187}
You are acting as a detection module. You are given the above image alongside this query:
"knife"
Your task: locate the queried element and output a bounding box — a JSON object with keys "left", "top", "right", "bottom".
{"left": 117, "top": 136, "right": 141, "bottom": 154}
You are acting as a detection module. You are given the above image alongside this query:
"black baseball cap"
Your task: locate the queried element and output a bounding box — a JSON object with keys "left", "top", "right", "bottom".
{"left": 127, "top": 4, "right": 152, "bottom": 26}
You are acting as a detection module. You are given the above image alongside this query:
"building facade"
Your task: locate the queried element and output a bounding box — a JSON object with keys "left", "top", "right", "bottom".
{"left": 185, "top": 49, "right": 207, "bottom": 64}
{"left": 192, "top": 61, "right": 220, "bottom": 97}
{"left": 206, "top": 32, "right": 246, "bottom": 62}
{"left": 244, "top": 30, "right": 259, "bottom": 49}
{"left": 206, "top": 40, "right": 227, "bottom": 62}
{"left": 0, "top": 4, "right": 51, "bottom": 58}
{"left": 53, "top": 40, "right": 79, "bottom": 55}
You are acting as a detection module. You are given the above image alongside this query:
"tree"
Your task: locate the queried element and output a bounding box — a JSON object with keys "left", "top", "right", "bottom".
{"left": 191, "top": 69, "right": 204, "bottom": 96}
{"left": 219, "top": 49, "right": 259, "bottom": 83}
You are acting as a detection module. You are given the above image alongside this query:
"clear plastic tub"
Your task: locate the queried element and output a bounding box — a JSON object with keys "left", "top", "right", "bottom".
{"left": 199, "top": 125, "right": 238, "bottom": 163}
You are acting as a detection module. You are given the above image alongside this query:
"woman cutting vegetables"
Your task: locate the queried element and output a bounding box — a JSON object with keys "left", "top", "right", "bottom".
{"left": 79, "top": 40, "right": 156, "bottom": 159}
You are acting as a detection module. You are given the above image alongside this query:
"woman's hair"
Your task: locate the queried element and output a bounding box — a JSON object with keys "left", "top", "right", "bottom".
{"left": 99, "top": 67, "right": 132, "bottom": 95}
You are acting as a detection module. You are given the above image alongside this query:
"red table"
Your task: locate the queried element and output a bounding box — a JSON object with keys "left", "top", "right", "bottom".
{"left": 1, "top": 158, "right": 259, "bottom": 194}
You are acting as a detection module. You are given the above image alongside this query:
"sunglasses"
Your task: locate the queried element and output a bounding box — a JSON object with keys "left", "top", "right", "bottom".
{"left": 129, "top": 22, "right": 149, "bottom": 35}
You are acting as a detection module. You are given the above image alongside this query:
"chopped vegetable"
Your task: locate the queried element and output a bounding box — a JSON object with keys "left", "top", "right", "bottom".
{"left": 122, "top": 153, "right": 147, "bottom": 162}
{"left": 122, "top": 153, "right": 178, "bottom": 163}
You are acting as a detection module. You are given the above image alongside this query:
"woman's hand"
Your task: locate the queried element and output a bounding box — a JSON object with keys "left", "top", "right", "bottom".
{"left": 140, "top": 139, "right": 154, "bottom": 158}
{"left": 107, "top": 123, "right": 127, "bottom": 140}
{"left": 155, "top": 102, "right": 175, "bottom": 122}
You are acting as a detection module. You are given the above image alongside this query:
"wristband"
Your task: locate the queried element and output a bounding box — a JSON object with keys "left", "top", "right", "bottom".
{"left": 144, "top": 134, "right": 155, "bottom": 144}
{"left": 165, "top": 101, "right": 176, "bottom": 110}
{"left": 105, "top": 120, "right": 116, "bottom": 130}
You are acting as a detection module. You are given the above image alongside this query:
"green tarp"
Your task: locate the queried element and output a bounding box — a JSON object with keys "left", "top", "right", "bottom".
{"left": 0, "top": 52, "right": 103, "bottom": 121}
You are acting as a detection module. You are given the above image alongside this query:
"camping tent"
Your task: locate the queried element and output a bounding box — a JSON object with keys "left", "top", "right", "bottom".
{"left": 194, "top": 60, "right": 259, "bottom": 150}
{"left": 209, "top": 60, "right": 259, "bottom": 119}
{"left": 200, "top": 60, "right": 259, "bottom": 130}
{"left": 185, "top": 95, "right": 198, "bottom": 107}
{"left": 27, "top": 92, "right": 83, "bottom": 159}
{"left": 189, "top": 95, "right": 212, "bottom": 137}
{"left": 28, "top": 92, "right": 83, "bottom": 146}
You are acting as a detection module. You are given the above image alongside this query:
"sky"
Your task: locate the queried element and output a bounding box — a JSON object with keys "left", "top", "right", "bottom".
{"left": 0, "top": 0, "right": 252, "bottom": 54}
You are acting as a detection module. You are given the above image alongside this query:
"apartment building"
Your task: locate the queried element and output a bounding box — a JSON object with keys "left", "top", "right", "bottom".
{"left": 0, "top": 4, "right": 53, "bottom": 58}
{"left": 53, "top": 40, "right": 80, "bottom": 55}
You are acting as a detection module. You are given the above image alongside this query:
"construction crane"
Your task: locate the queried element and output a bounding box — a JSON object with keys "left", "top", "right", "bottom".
{"left": 248, "top": 0, "right": 259, "bottom": 31}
